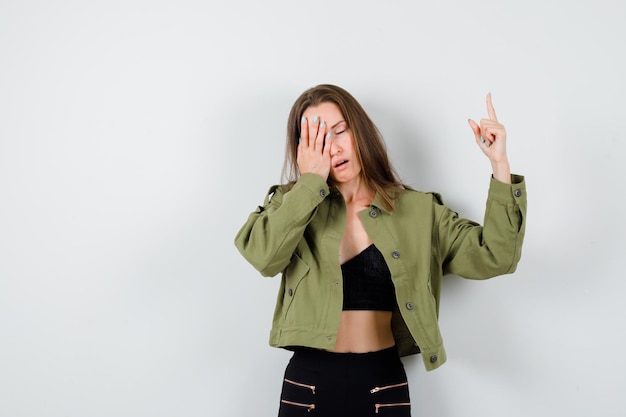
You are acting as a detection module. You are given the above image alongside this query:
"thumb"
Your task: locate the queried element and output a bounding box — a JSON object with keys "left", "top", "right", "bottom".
{"left": 467, "top": 119, "right": 481, "bottom": 139}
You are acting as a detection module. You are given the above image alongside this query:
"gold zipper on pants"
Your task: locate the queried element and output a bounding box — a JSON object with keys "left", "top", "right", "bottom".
{"left": 370, "top": 381, "right": 408, "bottom": 394}
{"left": 284, "top": 378, "right": 316, "bottom": 394}
{"left": 375, "top": 402, "right": 411, "bottom": 413}
{"left": 280, "top": 399, "right": 316, "bottom": 412}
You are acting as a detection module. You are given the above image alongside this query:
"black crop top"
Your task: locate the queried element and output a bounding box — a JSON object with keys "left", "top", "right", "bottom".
{"left": 341, "top": 244, "right": 397, "bottom": 311}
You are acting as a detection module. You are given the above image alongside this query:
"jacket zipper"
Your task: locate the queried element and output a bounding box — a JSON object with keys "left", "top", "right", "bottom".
{"left": 375, "top": 402, "right": 411, "bottom": 414}
{"left": 284, "top": 378, "right": 316, "bottom": 394}
{"left": 370, "top": 381, "right": 408, "bottom": 394}
{"left": 280, "top": 399, "right": 316, "bottom": 412}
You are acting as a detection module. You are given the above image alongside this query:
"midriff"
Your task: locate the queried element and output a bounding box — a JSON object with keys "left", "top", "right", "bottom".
{"left": 330, "top": 310, "right": 395, "bottom": 353}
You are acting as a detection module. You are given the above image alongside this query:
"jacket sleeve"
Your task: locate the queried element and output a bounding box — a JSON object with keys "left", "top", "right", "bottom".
{"left": 436, "top": 174, "right": 526, "bottom": 279}
{"left": 234, "top": 173, "right": 330, "bottom": 277}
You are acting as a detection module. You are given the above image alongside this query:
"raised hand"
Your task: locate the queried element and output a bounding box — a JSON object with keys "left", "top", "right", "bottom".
{"left": 468, "top": 93, "right": 511, "bottom": 183}
{"left": 297, "top": 115, "right": 332, "bottom": 180}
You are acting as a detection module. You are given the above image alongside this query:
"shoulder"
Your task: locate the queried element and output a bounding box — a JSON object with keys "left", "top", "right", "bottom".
{"left": 395, "top": 185, "right": 445, "bottom": 207}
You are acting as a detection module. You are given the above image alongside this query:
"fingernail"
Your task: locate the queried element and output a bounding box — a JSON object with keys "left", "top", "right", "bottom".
{"left": 320, "top": 120, "right": 325, "bottom": 128}
{"left": 326, "top": 133, "right": 331, "bottom": 139}
{"left": 301, "top": 116, "right": 306, "bottom": 123}
{"left": 480, "top": 136, "right": 485, "bottom": 143}
{"left": 313, "top": 115, "right": 318, "bottom": 123}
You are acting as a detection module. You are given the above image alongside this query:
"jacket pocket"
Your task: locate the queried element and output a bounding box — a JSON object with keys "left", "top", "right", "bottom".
{"left": 282, "top": 254, "right": 310, "bottom": 320}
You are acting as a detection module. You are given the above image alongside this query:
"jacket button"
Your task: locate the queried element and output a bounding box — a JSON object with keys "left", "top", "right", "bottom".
{"left": 514, "top": 189, "right": 522, "bottom": 198}
{"left": 430, "top": 355, "right": 438, "bottom": 363}
{"left": 320, "top": 189, "right": 327, "bottom": 197}
{"left": 369, "top": 209, "right": 378, "bottom": 218}
{"left": 392, "top": 251, "right": 400, "bottom": 259}
{"left": 406, "top": 302, "right": 414, "bottom": 310}
{"left": 287, "top": 289, "right": 293, "bottom": 296}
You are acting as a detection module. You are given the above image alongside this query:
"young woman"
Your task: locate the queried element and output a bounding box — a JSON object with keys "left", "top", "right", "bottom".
{"left": 235, "top": 84, "right": 526, "bottom": 416}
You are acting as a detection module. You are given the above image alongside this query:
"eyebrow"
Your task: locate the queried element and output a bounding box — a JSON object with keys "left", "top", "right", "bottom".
{"left": 331, "top": 120, "right": 346, "bottom": 129}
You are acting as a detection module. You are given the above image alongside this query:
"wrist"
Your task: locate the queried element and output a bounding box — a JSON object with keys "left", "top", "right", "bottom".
{"left": 490, "top": 160, "right": 511, "bottom": 184}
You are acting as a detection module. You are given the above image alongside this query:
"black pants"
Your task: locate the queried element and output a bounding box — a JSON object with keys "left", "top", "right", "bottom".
{"left": 278, "top": 346, "right": 411, "bottom": 416}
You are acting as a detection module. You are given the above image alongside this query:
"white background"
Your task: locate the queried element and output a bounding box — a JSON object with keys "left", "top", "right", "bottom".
{"left": 1, "top": 1, "right": 625, "bottom": 416}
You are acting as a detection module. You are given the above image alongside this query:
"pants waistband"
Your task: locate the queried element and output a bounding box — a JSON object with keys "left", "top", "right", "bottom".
{"left": 289, "top": 346, "right": 402, "bottom": 377}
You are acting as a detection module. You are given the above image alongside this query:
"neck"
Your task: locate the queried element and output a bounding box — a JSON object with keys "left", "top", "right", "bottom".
{"left": 336, "top": 176, "right": 374, "bottom": 206}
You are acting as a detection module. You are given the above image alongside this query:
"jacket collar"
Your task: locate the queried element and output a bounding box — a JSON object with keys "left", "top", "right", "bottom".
{"left": 371, "top": 192, "right": 393, "bottom": 215}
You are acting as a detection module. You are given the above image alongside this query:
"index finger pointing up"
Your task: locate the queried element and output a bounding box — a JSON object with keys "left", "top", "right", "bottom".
{"left": 486, "top": 92, "right": 498, "bottom": 121}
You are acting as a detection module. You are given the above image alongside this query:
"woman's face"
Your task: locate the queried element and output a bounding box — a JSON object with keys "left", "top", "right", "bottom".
{"left": 302, "top": 102, "right": 361, "bottom": 185}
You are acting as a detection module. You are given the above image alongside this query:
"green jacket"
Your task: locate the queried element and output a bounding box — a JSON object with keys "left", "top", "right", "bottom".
{"left": 235, "top": 173, "right": 526, "bottom": 371}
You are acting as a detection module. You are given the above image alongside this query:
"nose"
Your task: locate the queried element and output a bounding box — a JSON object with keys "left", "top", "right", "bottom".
{"left": 329, "top": 139, "right": 341, "bottom": 157}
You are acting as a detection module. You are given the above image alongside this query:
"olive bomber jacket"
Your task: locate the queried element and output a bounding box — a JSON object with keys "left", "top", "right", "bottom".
{"left": 234, "top": 173, "right": 526, "bottom": 371}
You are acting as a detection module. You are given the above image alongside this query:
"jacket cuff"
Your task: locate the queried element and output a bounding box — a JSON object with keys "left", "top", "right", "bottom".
{"left": 488, "top": 174, "right": 526, "bottom": 203}
{"left": 292, "top": 173, "right": 330, "bottom": 202}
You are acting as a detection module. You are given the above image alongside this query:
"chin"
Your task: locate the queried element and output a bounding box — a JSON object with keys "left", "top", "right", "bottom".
{"left": 331, "top": 175, "right": 355, "bottom": 185}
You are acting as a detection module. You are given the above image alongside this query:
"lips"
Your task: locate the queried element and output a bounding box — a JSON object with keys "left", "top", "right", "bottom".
{"left": 334, "top": 160, "right": 348, "bottom": 168}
